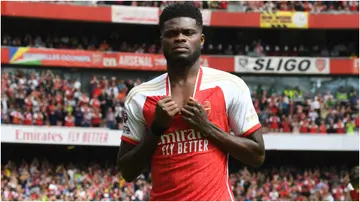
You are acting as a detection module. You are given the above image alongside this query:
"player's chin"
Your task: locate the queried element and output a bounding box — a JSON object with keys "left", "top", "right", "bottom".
{"left": 172, "top": 51, "right": 195, "bottom": 60}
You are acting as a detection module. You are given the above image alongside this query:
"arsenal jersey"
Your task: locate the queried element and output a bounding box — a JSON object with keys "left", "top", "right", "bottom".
{"left": 121, "top": 67, "right": 261, "bottom": 201}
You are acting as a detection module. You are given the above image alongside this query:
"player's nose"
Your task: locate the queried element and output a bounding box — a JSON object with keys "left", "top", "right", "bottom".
{"left": 173, "top": 33, "right": 186, "bottom": 43}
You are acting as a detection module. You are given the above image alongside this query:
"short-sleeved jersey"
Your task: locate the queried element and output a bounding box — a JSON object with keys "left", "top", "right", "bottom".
{"left": 121, "top": 67, "right": 261, "bottom": 201}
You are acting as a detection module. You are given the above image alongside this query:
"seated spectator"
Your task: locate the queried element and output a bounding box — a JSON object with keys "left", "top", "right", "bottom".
{"left": 309, "top": 120, "right": 319, "bottom": 133}
{"left": 346, "top": 119, "right": 357, "bottom": 134}
{"left": 64, "top": 112, "right": 75, "bottom": 127}
{"left": 318, "top": 120, "right": 328, "bottom": 134}
{"left": 106, "top": 108, "right": 116, "bottom": 129}
{"left": 280, "top": 115, "right": 291, "bottom": 133}
{"left": 327, "top": 120, "right": 337, "bottom": 133}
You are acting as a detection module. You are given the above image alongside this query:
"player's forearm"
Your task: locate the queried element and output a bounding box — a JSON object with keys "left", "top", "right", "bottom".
{"left": 118, "top": 132, "right": 160, "bottom": 182}
{"left": 204, "top": 123, "right": 265, "bottom": 168}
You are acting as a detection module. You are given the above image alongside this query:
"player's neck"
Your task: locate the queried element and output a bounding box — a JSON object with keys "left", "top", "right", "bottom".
{"left": 167, "top": 59, "right": 200, "bottom": 84}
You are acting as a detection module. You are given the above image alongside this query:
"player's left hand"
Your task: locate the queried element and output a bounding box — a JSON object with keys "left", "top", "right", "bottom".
{"left": 181, "top": 97, "right": 211, "bottom": 135}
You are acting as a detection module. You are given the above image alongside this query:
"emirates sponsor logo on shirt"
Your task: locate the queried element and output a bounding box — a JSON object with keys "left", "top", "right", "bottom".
{"left": 158, "top": 129, "right": 209, "bottom": 156}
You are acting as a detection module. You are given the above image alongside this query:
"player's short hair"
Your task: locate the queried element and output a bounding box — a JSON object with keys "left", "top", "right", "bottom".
{"left": 159, "top": 2, "right": 203, "bottom": 31}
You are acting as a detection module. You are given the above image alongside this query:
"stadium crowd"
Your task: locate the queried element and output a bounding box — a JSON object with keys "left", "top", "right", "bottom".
{"left": 46, "top": 1, "right": 359, "bottom": 13}
{"left": 2, "top": 33, "right": 358, "bottom": 57}
{"left": 1, "top": 158, "right": 354, "bottom": 201}
{"left": 1, "top": 69, "right": 358, "bottom": 134}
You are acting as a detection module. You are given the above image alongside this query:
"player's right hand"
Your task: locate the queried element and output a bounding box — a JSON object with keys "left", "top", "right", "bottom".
{"left": 153, "top": 96, "right": 179, "bottom": 128}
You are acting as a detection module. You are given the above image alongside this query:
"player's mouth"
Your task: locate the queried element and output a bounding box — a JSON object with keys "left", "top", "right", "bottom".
{"left": 172, "top": 46, "right": 188, "bottom": 52}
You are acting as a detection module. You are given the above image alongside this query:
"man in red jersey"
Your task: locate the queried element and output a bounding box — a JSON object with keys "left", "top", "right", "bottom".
{"left": 345, "top": 166, "right": 359, "bottom": 201}
{"left": 117, "top": 2, "right": 265, "bottom": 201}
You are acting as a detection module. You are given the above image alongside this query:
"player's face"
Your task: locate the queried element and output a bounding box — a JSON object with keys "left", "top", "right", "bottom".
{"left": 161, "top": 17, "right": 204, "bottom": 66}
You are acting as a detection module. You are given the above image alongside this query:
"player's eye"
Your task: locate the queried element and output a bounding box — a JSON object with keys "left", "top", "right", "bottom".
{"left": 183, "top": 30, "right": 195, "bottom": 36}
{"left": 164, "top": 31, "right": 177, "bottom": 38}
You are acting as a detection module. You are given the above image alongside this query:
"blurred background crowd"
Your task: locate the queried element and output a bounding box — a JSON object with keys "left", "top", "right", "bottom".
{"left": 1, "top": 69, "right": 358, "bottom": 134}
{"left": 2, "top": 34, "right": 358, "bottom": 57}
{"left": 0, "top": 160, "right": 351, "bottom": 201}
{"left": 1, "top": 148, "right": 357, "bottom": 201}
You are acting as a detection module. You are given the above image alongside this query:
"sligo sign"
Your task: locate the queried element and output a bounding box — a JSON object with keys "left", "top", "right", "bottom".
{"left": 234, "top": 56, "right": 330, "bottom": 74}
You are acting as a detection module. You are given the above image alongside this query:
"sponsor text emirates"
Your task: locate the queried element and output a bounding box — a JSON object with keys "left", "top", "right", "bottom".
{"left": 158, "top": 129, "right": 209, "bottom": 156}
{"left": 15, "top": 129, "right": 109, "bottom": 144}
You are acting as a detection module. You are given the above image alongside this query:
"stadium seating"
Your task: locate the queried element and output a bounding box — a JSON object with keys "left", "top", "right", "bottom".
{"left": 1, "top": 69, "right": 358, "bottom": 134}
{"left": 0, "top": 158, "right": 355, "bottom": 201}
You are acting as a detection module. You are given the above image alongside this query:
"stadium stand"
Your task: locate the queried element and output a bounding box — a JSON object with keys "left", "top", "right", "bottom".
{"left": 1, "top": 1, "right": 359, "bottom": 201}
{"left": 1, "top": 68, "right": 359, "bottom": 133}
{"left": 1, "top": 143, "right": 359, "bottom": 201}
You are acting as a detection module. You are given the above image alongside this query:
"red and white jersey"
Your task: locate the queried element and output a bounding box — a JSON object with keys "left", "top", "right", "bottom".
{"left": 81, "top": 106, "right": 92, "bottom": 121}
{"left": 24, "top": 98, "right": 33, "bottom": 108}
{"left": 267, "top": 116, "right": 280, "bottom": 124}
{"left": 11, "top": 111, "right": 23, "bottom": 124}
{"left": 309, "top": 124, "right": 318, "bottom": 133}
{"left": 65, "top": 115, "right": 75, "bottom": 127}
{"left": 91, "top": 112, "right": 102, "bottom": 124}
{"left": 90, "top": 98, "right": 101, "bottom": 108}
{"left": 121, "top": 67, "right": 261, "bottom": 201}
{"left": 33, "top": 113, "right": 44, "bottom": 125}
{"left": 65, "top": 89, "right": 74, "bottom": 100}
{"left": 334, "top": 122, "right": 345, "bottom": 134}
{"left": 81, "top": 106, "right": 91, "bottom": 114}
{"left": 79, "top": 95, "right": 90, "bottom": 105}
{"left": 23, "top": 112, "right": 33, "bottom": 125}
{"left": 55, "top": 95, "right": 63, "bottom": 104}
{"left": 319, "top": 124, "right": 327, "bottom": 133}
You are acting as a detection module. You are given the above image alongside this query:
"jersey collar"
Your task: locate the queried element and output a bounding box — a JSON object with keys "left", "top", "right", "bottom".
{"left": 165, "top": 66, "right": 203, "bottom": 98}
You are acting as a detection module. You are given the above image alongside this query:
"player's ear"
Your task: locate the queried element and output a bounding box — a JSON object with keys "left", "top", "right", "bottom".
{"left": 200, "top": 34, "right": 205, "bottom": 47}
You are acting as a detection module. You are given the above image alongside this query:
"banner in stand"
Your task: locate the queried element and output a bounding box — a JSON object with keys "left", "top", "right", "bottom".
{"left": 1, "top": 46, "right": 358, "bottom": 75}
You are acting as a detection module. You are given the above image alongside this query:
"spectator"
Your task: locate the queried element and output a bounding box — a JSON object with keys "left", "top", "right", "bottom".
{"left": 81, "top": 106, "right": 92, "bottom": 127}
{"left": 106, "top": 108, "right": 116, "bottom": 129}
{"left": 91, "top": 108, "right": 102, "bottom": 127}
{"left": 64, "top": 112, "right": 75, "bottom": 127}
{"left": 318, "top": 120, "right": 328, "bottom": 134}
{"left": 346, "top": 119, "right": 357, "bottom": 134}
{"left": 309, "top": 120, "right": 319, "bottom": 133}
{"left": 74, "top": 106, "right": 84, "bottom": 127}
{"left": 299, "top": 118, "right": 310, "bottom": 133}
{"left": 10, "top": 107, "right": 23, "bottom": 125}
{"left": 327, "top": 120, "right": 337, "bottom": 133}
{"left": 334, "top": 119, "right": 346, "bottom": 134}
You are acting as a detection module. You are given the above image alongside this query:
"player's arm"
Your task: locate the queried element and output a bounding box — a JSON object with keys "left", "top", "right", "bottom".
{"left": 117, "top": 129, "right": 162, "bottom": 182}
{"left": 218, "top": 81, "right": 265, "bottom": 168}
{"left": 202, "top": 123, "right": 264, "bottom": 168}
{"left": 117, "top": 96, "right": 179, "bottom": 182}
{"left": 181, "top": 80, "right": 265, "bottom": 168}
